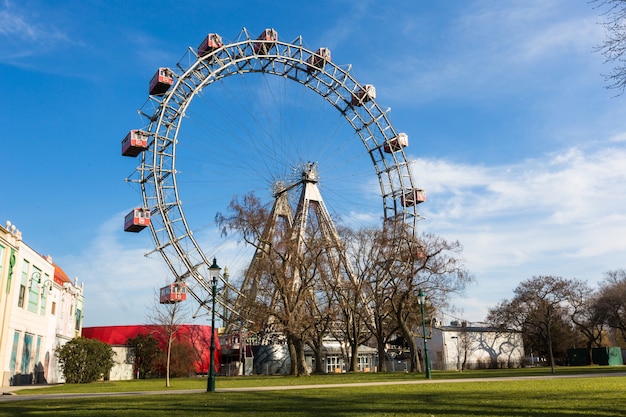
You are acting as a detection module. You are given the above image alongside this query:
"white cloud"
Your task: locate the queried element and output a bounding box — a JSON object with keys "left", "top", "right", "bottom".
{"left": 410, "top": 141, "right": 626, "bottom": 319}
{"left": 56, "top": 213, "right": 169, "bottom": 326}
{"left": 0, "top": 1, "right": 70, "bottom": 61}
{"left": 378, "top": 0, "right": 604, "bottom": 105}
{"left": 61, "top": 141, "right": 626, "bottom": 325}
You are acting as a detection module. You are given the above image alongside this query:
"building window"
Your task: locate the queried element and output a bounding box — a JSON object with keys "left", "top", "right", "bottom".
{"left": 27, "top": 276, "right": 40, "bottom": 313}
{"left": 18, "top": 260, "right": 29, "bottom": 308}
{"left": 40, "top": 289, "right": 47, "bottom": 315}
{"left": 9, "top": 331, "right": 20, "bottom": 376}
{"left": 51, "top": 301, "right": 56, "bottom": 315}
{"left": 39, "top": 273, "right": 50, "bottom": 315}
{"left": 17, "top": 285, "right": 26, "bottom": 308}
{"left": 75, "top": 309, "right": 82, "bottom": 331}
{"left": 34, "top": 336, "right": 43, "bottom": 383}
{"left": 326, "top": 356, "right": 342, "bottom": 373}
{"left": 21, "top": 333, "right": 33, "bottom": 375}
{"left": 357, "top": 355, "right": 370, "bottom": 372}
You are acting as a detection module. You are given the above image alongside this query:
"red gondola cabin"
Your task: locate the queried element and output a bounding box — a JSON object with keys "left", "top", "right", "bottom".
{"left": 401, "top": 189, "right": 427, "bottom": 206}
{"left": 197, "top": 33, "right": 223, "bottom": 56}
{"left": 122, "top": 130, "right": 150, "bottom": 157}
{"left": 124, "top": 208, "right": 151, "bottom": 232}
{"left": 149, "top": 68, "right": 174, "bottom": 96}
{"left": 254, "top": 28, "right": 278, "bottom": 54}
{"left": 306, "top": 48, "right": 331, "bottom": 72}
{"left": 351, "top": 84, "right": 376, "bottom": 106}
{"left": 160, "top": 282, "right": 187, "bottom": 304}
{"left": 384, "top": 133, "right": 409, "bottom": 153}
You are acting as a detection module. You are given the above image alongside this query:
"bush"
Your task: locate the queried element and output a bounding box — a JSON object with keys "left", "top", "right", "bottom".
{"left": 126, "top": 334, "right": 162, "bottom": 379}
{"left": 56, "top": 337, "right": 115, "bottom": 383}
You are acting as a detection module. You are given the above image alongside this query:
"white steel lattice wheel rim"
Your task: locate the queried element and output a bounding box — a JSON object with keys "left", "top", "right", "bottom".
{"left": 133, "top": 28, "right": 422, "bottom": 317}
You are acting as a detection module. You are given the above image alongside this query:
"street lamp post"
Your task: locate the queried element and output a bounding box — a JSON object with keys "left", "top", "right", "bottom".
{"left": 417, "top": 288, "right": 431, "bottom": 379}
{"left": 207, "top": 258, "right": 220, "bottom": 393}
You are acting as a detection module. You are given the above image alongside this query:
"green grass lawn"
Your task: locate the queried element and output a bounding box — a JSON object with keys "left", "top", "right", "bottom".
{"left": 1, "top": 367, "right": 625, "bottom": 417}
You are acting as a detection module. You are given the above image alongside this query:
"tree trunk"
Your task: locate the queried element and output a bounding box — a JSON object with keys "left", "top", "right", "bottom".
{"left": 313, "top": 344, "right": 324, "bottom": 373}
{"left": 166, "top": 337, "right": 172, "bottom": 387}
{"left": 310, "top": 333, "right": 325, "bottom": 373}
{"left": 586, "top": 341, "right": 593, "bottom": 365}
{"left": 287, "top": 336, "right": 299, "bottom": 376}
{"left": 462, "top": 348, "right": 468, "bottom": 371}
{"left": 297, "top": 341, "right": 309, "bottom": 376}
{"left": 546, "top": 326, "right": 556, "bottom": 375}
{"left": 399, "top": 317, "right": 421, "bottom": 373}
{"left": 408, "top": 333, "right": 422, "bottom": 373}
{"left": 376, "top": 338, "right": 387, "bottom": 372}
{"left": 349, "top": 341, "right": 359, "bottom": 372}
{"left": 287, "top": 334, "right": 309, "bottom": 376}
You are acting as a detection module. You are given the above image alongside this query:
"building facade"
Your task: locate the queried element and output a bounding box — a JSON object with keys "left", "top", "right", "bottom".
{"left": 0, "top": 221, "right": 84, "bottom": 387}
{"left": 420, "top": 322, "right": 524, "bottom": 371}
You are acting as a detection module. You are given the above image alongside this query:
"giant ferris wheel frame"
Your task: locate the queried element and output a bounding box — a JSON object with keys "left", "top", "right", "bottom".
{"left": 126, "top": 27, "right": 424, "bottom": 319}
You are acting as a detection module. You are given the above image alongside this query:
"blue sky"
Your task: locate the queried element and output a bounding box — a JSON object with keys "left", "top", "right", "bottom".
{"left": 2, "top": 0, "right": 626, "bottom": 327}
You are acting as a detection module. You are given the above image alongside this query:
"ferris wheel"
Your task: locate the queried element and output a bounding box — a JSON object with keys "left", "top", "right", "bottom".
{"left": 122, "top": 27, "right": 425, "bottom": 320}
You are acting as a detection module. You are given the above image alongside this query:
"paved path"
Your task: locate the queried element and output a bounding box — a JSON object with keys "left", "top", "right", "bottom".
{"left": 1, "top": 372, "right": 625, "bottom": 403}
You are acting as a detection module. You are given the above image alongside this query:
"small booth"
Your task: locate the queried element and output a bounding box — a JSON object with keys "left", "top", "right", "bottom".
{"left": 122, "top": 130, "right": 150, "bottom": 157}
{"left": 384, "top": 133, "right": 409, "bottom": 153}
{"left": 149, "top": 68, "right": 174, "bottom": 96}
{"left": 160, "top": 282, "right": 187, "bottom": 304}
{"left": 306, "top": 48, "right": 331, "bottom": 72}
{"left": 254, "top": 28, "right": 278, "bottom": 54}
{"left": 401, "top": 188, "right": 427, "bottom": 206}
{"left": 124, "top": 208, "right": 151, "bottom": 232}
{"left": 351, "top": 84, "right": 376, "bottom": 106}
{"left": 197, "top": 33, "right": 223, "bottom": 56}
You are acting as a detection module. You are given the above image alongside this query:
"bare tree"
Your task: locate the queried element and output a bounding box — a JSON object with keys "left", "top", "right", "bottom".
{"left": 566, "top": 281, "right": 605, "bottom": 363}
{"left": 456, "top": 324, "right": 477, "bottom": 371}
{"left": 384, "top": 228, "right": 472, "bottom": 373}
{"left": 351, "top": 227, "right": 399, "bottom": 372}
{"left": 147, "top": 286, "right": 189, "bottom": 387}
{"left": 487, "top": 276, "right": 587, "bottom": 374}
{"left": 327, "top": 227, "right": 378, "bottom": 372}
{"left": 594, "top": 0, "right": 626, "bottom": 95}
{"left": 217, "top": 192, "right": 338, "bottom": 376}
{"left": 595, "top": 269, "right": 626, "bottom": 341}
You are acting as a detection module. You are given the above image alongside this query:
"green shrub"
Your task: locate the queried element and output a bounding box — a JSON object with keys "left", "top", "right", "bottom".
{"left": 56, "top": 337, "right": 115, "bottom": 383}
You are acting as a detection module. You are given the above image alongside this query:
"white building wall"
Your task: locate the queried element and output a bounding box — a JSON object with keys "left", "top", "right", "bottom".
{"left": 420, "top": 325, "right": 524, "bottom": 371}
{"left": 108, "top": 346, "right": 133, "bottom": 381}
{"left": 3, "top": 238, "right": 56, "bottom": 386}
{"left": 0, "top": 221, "right": 85, "bottom": 387}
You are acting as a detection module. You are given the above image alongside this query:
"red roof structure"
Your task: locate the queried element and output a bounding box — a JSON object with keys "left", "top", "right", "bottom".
{"left": 82, "top": 324, "right": 220, "bottom": 374}
{"left": 53, "top": 263, "right": 71, "bottom": 286}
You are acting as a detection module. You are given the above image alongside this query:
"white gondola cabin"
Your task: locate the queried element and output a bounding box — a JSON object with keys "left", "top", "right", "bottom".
{"left": 401, "top": 188, "right": 427, "bottom": 206}
{"left": 254, "top": 28, "right": 278, "bottom": 54}
{"left": 160, "top": 282, "right": 187, "bottom": 304}
{"left": 122, "top": 130, "right": 150, "bottom": 157}
{"left": 306, "top": 48, "right": 331, "bottom": 72}
{"left": 384, "top": 133, "right": 409, "bottom": 153}
{"left": 351, "top": 84, "right": 376, "bottom": 106}
{"left": 197, "top": 33, "right": 223, "bottom": 56}
{"left": 124, "top": 208, "right": 151, "bottom": 232}
{"left": 149, "top": 68, "right": 174, "bottom": 96}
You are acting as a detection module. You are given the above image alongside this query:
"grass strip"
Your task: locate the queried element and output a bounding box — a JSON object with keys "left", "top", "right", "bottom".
{"left": 1, "top": 375, "right": 624, "bottom": 417}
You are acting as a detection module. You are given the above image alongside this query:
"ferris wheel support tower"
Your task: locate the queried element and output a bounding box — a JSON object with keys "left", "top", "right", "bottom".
{"left": 228, "top": 162, "right": 358, "bottom": 334}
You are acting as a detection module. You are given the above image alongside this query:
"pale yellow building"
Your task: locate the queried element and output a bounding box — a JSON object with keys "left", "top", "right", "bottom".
{"left": 0, "top": 221, "right": 84, "bottom": 387}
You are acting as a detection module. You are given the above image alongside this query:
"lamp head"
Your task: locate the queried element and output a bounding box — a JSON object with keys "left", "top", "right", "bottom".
{"left": 417, "top": 288, "right": 426, "bottom": 305}
{"left": 209, "top": 258, "right": 220, "bottom": 284}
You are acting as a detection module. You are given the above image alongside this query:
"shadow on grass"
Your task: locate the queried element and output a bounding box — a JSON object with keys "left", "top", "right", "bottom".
{"left": 2, "top": 377, "right": 624, "bottom": 417}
